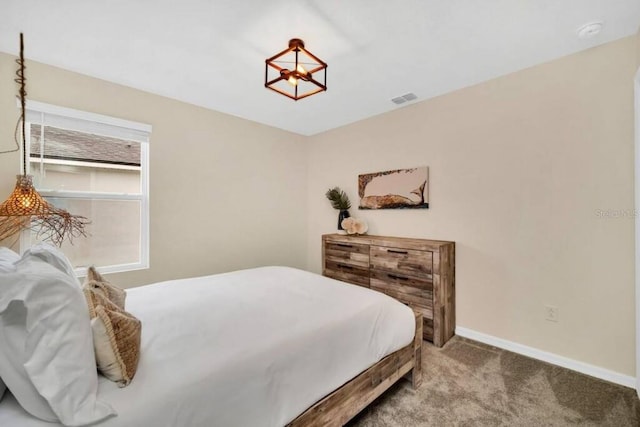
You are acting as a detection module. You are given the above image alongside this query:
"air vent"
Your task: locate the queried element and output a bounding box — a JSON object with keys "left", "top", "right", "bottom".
{"left": 391, "top": 93, "right": 418, "bottom": 105}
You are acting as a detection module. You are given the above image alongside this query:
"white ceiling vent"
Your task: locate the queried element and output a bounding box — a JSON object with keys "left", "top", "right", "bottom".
{"left": 391, "top": 93, "right": 418, "bottom": 105}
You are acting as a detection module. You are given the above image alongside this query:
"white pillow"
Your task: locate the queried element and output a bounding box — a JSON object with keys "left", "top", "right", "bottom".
{"left": 0, "top": 250, "right": 116, "bottom": 425}
{"left": 28, "top": 242, "right": 79, "bottom": 284}
{"left": 0, "top": 246, "right": 19, "bottom": 273}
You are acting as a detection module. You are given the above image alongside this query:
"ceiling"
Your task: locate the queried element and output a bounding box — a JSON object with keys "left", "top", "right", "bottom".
{"left": 1, "top": 1, "right": 639, "bottom": 136}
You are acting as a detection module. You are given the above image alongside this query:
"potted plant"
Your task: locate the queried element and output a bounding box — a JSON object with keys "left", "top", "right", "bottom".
{"left": 325, "top": 187, "right": 351, "bottom": 233}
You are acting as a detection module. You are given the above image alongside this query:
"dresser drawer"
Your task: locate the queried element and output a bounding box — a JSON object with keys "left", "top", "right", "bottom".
{"left": 324, "top": 260, "right": 370, "bottom": 287}
{"left": 370, "top": 245, "right": 432, "bottom": 277}
{"left": 371, "top": 283, "right": 432, "bottom": 314}
{"left": 370, "top": 269, "right": 433, "bottom": 292}
{"left": 324, "top": 242, "right": 370, "bottom": 268}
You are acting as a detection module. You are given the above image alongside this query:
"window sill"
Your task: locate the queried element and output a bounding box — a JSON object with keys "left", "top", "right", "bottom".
{"left": 74, "top": 261, "right": 149, "bottom": 278}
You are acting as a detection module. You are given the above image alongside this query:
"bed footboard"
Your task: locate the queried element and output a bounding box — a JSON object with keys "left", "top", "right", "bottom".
{"left": 409, "top": 310, "right": 423, "bottom": 389}
{"left": 288, "top": 311, "right": 423, "bottom": 427}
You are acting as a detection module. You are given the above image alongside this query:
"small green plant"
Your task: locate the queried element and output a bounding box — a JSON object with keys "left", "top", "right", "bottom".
{"left": 325, "top": 187, "right": 351, "bottom": 210}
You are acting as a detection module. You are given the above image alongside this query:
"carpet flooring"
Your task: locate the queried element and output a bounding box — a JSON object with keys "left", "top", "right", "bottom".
{"left": 348, "top": 336, "right": 640, "bottom": 426}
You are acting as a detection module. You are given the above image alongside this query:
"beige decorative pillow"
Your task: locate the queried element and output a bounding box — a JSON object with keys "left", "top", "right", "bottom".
{"left": 84, "top": 266, "right": 126, "bottom": 310}
{"left": 83, "top": 287, "right": 141, "bottom": 388}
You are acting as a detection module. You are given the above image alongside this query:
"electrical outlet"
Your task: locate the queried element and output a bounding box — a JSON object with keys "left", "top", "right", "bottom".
{"left": 545, "top": 305, "right": 559, "bottom": 322}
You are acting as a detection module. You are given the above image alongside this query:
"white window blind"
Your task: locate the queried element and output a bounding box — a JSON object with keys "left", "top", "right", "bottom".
{"left": 25, "top": 100, "right": 151, "bottom": 144}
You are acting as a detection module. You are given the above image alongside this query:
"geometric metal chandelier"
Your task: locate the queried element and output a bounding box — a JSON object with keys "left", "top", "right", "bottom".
{"left": 265, "top": 38, "right": 327, "bottom": 101}
{"left": 0, "top": 33, "right": 88, "bottom": 246}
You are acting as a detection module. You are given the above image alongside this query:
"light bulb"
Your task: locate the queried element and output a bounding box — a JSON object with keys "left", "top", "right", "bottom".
{"left": 296, "top": 64, "right": 308, "bottom": 76}
{"left": 287, "top": 76, "right": 298, "bottom": 86}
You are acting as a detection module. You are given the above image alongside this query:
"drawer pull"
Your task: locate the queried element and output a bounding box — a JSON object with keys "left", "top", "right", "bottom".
{"left": 387, "top": 249, "right": 408, "bottom": 255}
{"left": 338, "top": 264, "right": 354, "bottom": 270}
{"left": 388, "top": 274, "right": 408, "bottom": 281}
{"left": 337, "top": 243, "right": 353, "bottom": 248}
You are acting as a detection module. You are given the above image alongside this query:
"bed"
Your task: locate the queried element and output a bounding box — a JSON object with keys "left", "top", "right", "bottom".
{"left": 0, "top": 266, "right": 421, "bottom": 427}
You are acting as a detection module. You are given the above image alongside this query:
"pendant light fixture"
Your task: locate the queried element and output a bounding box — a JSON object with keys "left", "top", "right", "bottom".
{"left": 265, "top": 38, "right": 327, "bottom": 101}
{"left": 0, "top": 33, "right": 88, "bottom": 246}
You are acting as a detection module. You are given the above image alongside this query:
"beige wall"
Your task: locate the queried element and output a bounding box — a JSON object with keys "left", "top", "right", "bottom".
{"left": 306, "top": 36, "right": 637, "bottom": 376}
{"left": 0, "top": 52, "right": 308, "bottom": 287}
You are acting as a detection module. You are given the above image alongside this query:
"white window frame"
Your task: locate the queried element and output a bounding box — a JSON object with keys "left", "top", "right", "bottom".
{"left": 19, "top": 100, "right": 151, "bottom": 276}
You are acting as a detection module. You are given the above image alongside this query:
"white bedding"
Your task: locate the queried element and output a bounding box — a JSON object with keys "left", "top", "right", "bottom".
{"left": 0, "top": 266, "right": 415, "bottom": 427}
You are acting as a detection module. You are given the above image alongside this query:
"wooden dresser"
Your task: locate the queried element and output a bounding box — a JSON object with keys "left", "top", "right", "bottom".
{"left": 322, "top": 234, "right": 455, "bottom": 347}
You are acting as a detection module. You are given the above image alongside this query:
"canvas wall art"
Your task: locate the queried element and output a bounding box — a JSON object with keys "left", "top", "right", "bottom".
{"left": 358, "top": 167, "right": 429, "bottom": 210}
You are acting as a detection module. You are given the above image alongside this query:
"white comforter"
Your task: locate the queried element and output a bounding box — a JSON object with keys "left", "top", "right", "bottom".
{"left": 0, "top": 266, "right": 415, "bottom": 427}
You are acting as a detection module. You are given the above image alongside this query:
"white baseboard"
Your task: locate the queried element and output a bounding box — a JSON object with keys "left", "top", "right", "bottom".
{"left": 455, "top": 327, "right": 636, "bottom": 389}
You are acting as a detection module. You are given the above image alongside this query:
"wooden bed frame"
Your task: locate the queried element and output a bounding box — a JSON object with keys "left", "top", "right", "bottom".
{"left": 288, "top": 311, "right": 423, "bottom": 426}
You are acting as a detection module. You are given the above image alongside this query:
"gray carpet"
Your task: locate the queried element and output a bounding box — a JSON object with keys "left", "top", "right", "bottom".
{"left": 349, "top": 336, "right": 640, "bottom": 426}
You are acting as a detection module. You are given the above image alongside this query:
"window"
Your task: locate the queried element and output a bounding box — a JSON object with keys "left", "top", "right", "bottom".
{"left": 22, "top": 101, "right": 151, "bottom": 275}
